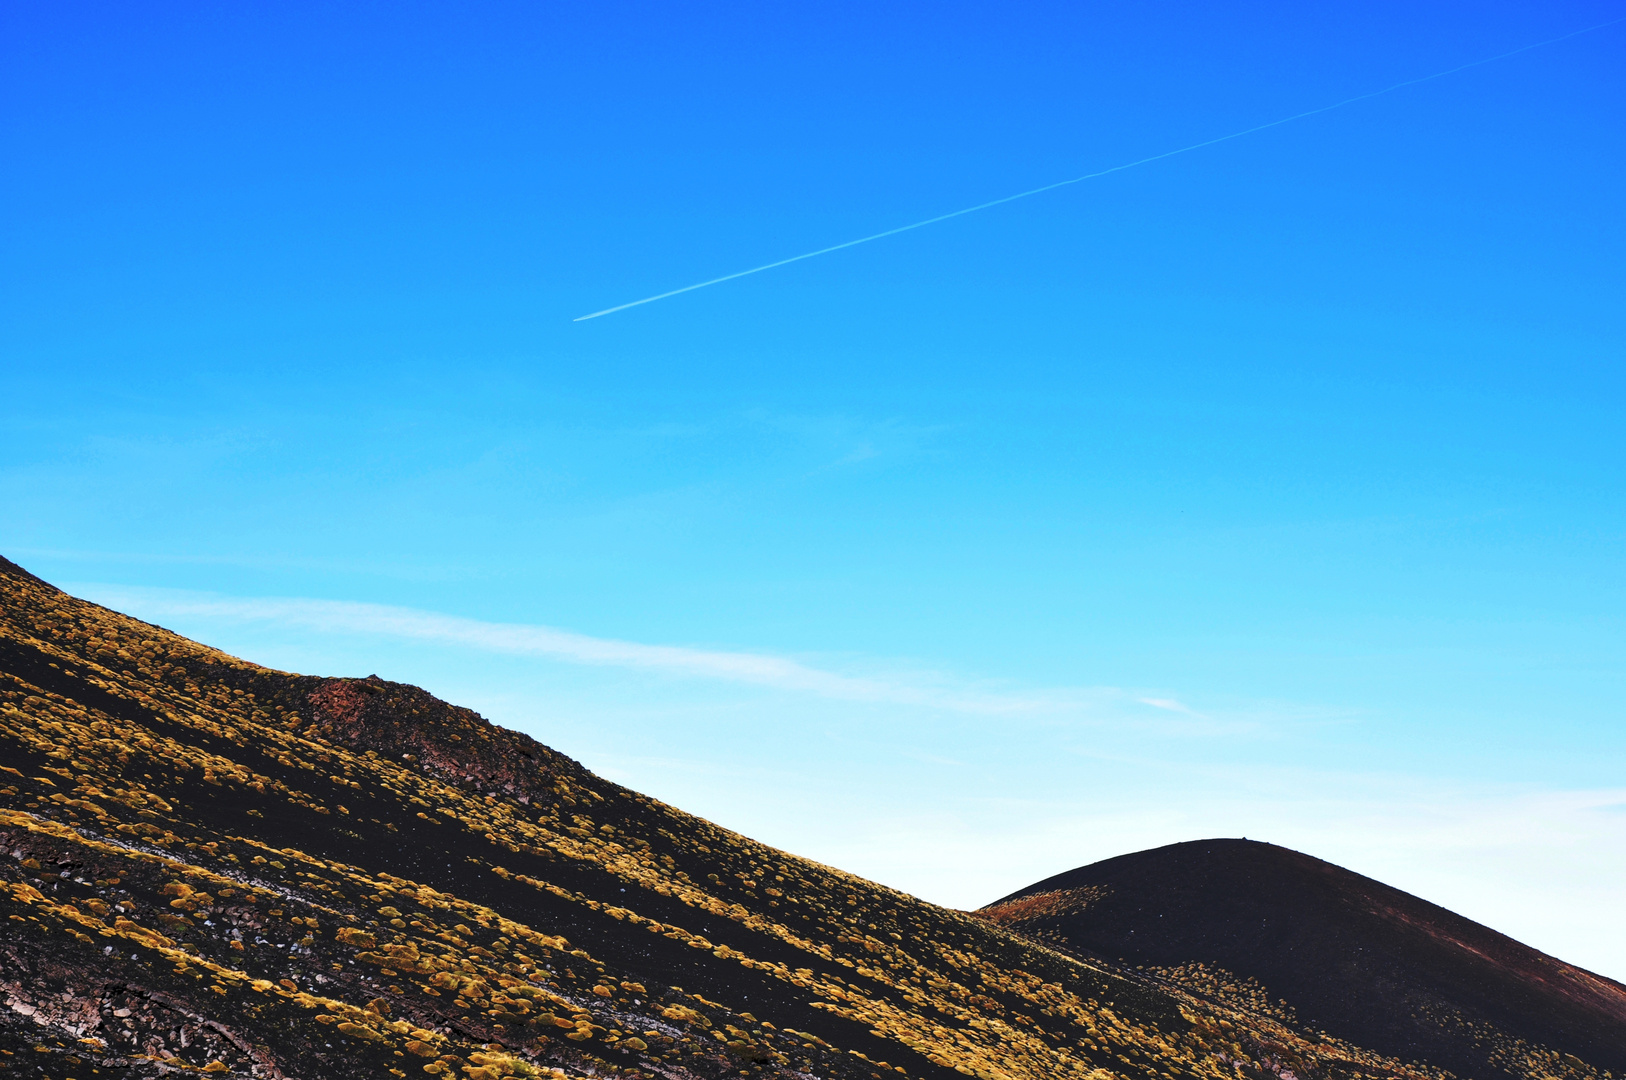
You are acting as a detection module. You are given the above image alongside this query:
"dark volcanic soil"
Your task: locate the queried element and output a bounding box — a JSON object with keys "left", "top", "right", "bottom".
{"left": 981, "top": 839, "right": 1626, "bottom": 1080}
{"left": 5, "top": 550, "right": 1622, "bottom": 1080}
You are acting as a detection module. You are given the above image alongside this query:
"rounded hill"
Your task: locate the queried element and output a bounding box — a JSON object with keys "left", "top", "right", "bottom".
{"left": 981, "top": 838, "right": 1626, "bottom": 1080}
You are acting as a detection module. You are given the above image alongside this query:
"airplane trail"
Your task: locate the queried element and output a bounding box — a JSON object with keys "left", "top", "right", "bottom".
{"left": 575, "top": 16, "right": 1624, "bottom": 322}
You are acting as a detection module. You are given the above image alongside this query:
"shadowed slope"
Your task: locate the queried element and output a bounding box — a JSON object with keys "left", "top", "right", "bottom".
{"left": 3, "top": 554, "right": 1620, "bottom": 1080}
{"left": 0, "top": 558, "right": 1303, "bottom": 1080}
{"left": 981, "top": 839, "right": 1626, "bottom": 1080}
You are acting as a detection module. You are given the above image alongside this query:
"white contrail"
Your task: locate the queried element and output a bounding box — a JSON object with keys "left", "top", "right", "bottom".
{"left": 574, "top": 16, "right": 1624, "bottom": 322}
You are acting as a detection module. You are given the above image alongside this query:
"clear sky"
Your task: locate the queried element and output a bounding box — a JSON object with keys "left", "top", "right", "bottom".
{"left": 4, "top": 2, "right": 1625, "bottom": 976}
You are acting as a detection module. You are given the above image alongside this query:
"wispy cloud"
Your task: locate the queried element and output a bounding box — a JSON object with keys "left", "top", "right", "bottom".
{"left": 742, "top": 410, "right": 951, "bottom": 472}
{"left": 1137, "top": 696, "right": 1205, "bottom": 718}
{"left": 71, "top": 586, "right": 1299, "bottom": 739}
{"left": 77, "top": 586, "right": 1086, "bottom": 715}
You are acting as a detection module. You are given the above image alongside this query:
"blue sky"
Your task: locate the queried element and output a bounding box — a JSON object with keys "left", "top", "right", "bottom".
{"left": 4, "top": 2, "right": 1625, "bottom": 975}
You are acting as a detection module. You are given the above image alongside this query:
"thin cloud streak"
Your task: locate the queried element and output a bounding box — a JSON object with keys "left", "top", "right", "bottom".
{"left": 1137, "top": 696, "right": 1205, "bottom": 717}
{"left": 81, "top": 586, "right": 1089, "bottom": 715}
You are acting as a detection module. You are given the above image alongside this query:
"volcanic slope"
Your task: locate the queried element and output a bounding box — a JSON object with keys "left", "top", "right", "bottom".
{"left": 981, "top": 840, "right": 1626, "bottom": 1080}
{"left": 0, "top": 555, "right": 1612, "bottom": 1080}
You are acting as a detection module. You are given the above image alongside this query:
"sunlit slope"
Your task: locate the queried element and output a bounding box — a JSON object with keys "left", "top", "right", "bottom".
{"left": 0, "top": 555, "right": 1576, "bottom": 1080}
{"left": 981, "top": 841, "right": 1626, "bottom": 1080}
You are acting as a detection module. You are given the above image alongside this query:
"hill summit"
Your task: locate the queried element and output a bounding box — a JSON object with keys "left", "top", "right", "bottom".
{"left": 981, "top": 839, "right": 1626, "bottom": 1080}
{"left": 1, "top": 555, "right": 1620, "bottom": 1080}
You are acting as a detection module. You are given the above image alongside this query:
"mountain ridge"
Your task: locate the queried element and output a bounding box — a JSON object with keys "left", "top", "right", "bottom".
{"left": 1, "top": 555, "right": 1620, "bottom": 1080}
